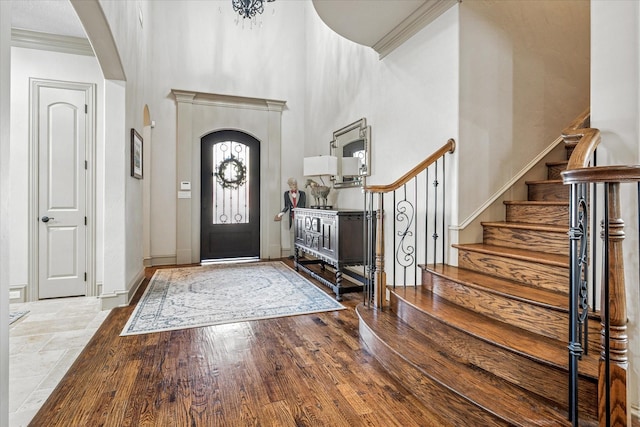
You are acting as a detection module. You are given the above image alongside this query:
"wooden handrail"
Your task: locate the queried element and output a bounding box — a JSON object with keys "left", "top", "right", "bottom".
{"left": 562, "top": 165, "right": 640, "bottom": 184}
{"left": 364, "top": 139, "right": 455, "bottom": 193}
{"left": 562, "top": 107, "right": 591, "bottom": 142}
{"left": 562, "top": 108, "right": 601, "bottom": 171}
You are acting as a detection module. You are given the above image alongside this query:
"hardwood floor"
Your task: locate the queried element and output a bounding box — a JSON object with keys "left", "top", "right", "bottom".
{"left": 28, "top": 260, "right": 448, "bottom": 427}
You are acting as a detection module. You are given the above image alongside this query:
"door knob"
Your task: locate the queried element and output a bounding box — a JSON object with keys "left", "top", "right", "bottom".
{"left": 41, "top": 216, "right": 54, "bottom": 223}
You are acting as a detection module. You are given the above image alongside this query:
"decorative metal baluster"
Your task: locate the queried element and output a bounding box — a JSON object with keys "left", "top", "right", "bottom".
{"left": 442, "top": 155, "right": 446, "bottom": 265}
{"left": 392, "top": 190, "right": 396, "bottom": 289}
{"left": 432, "top": 160, "right": 439, "bottom": 268}
{"left": 425, "top": 167, "right": 430, "bottom": 269}
{"left": 414, "top": 176, "right": 418, "bottom": 289}
{"left": 568, "top": 181, "right": 586, "bottom": 425}
{"left": 577, "top": 183, "right": 590, "bottom": 354}
{"left": 591, "top": 151, "right": 598, "bottom": 312}
{"left": 395, "top": 183, "right": 415, "bottom": 287}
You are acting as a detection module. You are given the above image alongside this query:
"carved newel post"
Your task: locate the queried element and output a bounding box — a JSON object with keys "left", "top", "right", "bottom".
{"left": 375, "top": 201, "right": 386, "bottom": 309}
{"left": 599, "top": 182, "right": 629, "bottom": 427}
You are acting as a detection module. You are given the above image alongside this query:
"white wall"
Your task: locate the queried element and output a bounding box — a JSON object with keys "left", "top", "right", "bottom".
{"left": 143, "top": 0, "right": 307, "bottom": 260}
{"left": 9, "top": 47, "right": 104, "bottom": 296}
{"left": 304, "top": 5, "right": 460, "bottom": 210}
{"left": 0, "top": 1, "right": 12, "bottom": 423}
{"left": 94, "top": 0, "right": 151, "bottom": 299}
{"left": 591, "top": 0, "right": 640, "bottom": 416}
{"left": 458, "top": 0, "right": 590, "bottom": 226}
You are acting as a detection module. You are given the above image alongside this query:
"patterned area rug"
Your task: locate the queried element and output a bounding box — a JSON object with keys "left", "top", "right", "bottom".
{"left": 121, "top": 261, "right": 344, "bottom": 336}
{"left": 9, "top": 311, "right": 29, "bottom": 325}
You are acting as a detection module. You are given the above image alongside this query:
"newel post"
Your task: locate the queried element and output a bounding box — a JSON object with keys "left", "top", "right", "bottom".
{"left": 599, "top": 182, "right": 629, "bottom": 427}
{"left": 374, "top": 196, "right": 386, "bottom": 309}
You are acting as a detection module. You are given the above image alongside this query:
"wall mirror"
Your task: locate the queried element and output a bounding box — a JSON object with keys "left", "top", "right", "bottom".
{"left": 330, "top": 118, "right": 371, "bottom": 188}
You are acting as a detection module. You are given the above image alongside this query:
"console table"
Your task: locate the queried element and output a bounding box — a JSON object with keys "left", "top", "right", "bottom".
{"left": 293, "top": 208, "right": 368, "bottom": 300}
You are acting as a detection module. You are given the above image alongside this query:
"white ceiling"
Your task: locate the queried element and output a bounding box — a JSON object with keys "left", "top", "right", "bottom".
{"left": 312, "top": 0, "right": 457, "bottom": 58}
{"left": 312, "top": 0, "right": 426, "bottom": 47}
{"left": 11, "top": 0, "right": 86, "bottom": 39}
{"left": 9, "top": 0, "right": 454, "bottom": 58}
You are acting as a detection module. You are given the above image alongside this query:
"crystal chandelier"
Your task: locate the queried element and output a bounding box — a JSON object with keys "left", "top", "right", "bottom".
{"left": 232, "top": 0, "right": 275, "bottom": 20}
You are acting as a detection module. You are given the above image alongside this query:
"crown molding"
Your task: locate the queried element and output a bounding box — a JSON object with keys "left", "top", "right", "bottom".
{"left": 373, "top": 0, "right": 458, "bottom": 59}
{"left": 171, "top": 89, "right": 286, "bottom": 112}
{"left": 11, "top": 28, "right": 94, "bottom": 57}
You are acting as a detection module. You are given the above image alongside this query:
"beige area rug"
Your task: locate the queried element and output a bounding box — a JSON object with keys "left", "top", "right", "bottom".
{"left": 120, "top": 261, "right": 345, "bottom": 336}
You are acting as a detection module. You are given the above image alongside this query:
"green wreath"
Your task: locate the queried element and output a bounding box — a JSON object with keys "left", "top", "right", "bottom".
{"left": 215, "top": 156, "right": 247, "bottom": 189}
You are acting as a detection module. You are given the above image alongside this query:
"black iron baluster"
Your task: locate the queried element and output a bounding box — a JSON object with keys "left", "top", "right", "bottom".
{"left": 414, "top": 176, "right": 418, "bottom": 289}
{"left": 442, "top": 155, "right": 446, "bottom": 266}
{"left": 393, "top": 190, "right": 396, "bottom": 289}
{"left": 591, "top": 151, "right": 598, "bottom": 311}
{"left": 432, "top": 160, "right": 439, "bottom": 268}
{"left": 568, "top": 182, "right": 584, "bottom": 425}
{"left": 395, "top": 183, "right": 415, "bottom": 287}
{"left": 425, "top": 167, "right": 430, "bottom": 270}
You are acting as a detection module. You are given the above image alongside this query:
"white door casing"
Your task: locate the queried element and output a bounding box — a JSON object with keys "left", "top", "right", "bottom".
{"left": 30, "top": 79, "right": 96, "bottom": 300}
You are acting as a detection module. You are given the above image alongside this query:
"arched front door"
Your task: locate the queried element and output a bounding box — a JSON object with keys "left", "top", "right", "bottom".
{"left": 201, "top": 130, "right": 260, "bottom": 261}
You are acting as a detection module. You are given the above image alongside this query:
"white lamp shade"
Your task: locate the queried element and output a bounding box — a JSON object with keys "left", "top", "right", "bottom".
{"left": 303, "top": 156, "right": 338, "bottom": 176}
{"left": 341, "top": 156, "right": 361, "bottom": 176}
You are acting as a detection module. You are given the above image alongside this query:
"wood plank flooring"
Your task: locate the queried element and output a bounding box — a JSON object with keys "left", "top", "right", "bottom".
{"left": 28, "top": 260, "right": 448, "bottom": 427}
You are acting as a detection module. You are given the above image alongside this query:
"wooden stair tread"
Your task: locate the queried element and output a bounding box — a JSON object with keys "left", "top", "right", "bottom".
{"left": 503, "top": 200, "right": 568, "bottom": 206}
{"left": 389, "top": 287, "right": 599, "bottom": 378}
{"left": 546, "top": 160, "right": 568, "bottom": 167}
{"left": 357, "top": 304, "right": 580, "bottom": 426}
{"left": 525, "top": 179, "right": 564, "bottom": 185}
{"left": 481, "top": 221, "right": 567, "bottom": 233}
{"left": 423, "top": 263, "right": 569, "bottom": 308}
{"left": 453, "top": 243, "right": 568, "bottom": 267}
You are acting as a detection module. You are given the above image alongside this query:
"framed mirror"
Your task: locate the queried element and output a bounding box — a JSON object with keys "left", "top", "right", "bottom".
{"left": 330, "top": 118, "right": 371, "bottom": 188}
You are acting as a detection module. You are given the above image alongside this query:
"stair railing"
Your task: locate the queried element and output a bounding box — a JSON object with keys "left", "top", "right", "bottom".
{"left": 562, "top": 112, "right": 635, "bottom": 426}
{"left": 362, "top": 139, "right": 455, "bottom": 309}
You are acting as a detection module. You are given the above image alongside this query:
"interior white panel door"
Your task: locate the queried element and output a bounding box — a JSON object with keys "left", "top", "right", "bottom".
{"left": 38, "top": 86, "right": 86, "bottom": 299}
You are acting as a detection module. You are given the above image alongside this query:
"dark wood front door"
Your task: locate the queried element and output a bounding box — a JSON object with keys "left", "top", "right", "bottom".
{"left": 201, "top": 130, "right": 260, "bottom": 261}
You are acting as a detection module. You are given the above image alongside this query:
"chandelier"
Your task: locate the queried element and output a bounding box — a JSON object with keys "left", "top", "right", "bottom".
{"left": 232, "top": 0, "right": 275, "bottom": 19}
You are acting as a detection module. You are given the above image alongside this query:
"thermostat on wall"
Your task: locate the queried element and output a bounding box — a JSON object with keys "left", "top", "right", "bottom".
{"left": 180, "top": 181, "right": 191, "bottom": 190}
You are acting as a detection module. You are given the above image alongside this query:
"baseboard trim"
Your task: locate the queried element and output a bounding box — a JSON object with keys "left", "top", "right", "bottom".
{"left": 150, "top": 255, "right": 177, "bottom": 266}
{"left": 98, "top": 290, "right": 129, "bottom": 310}
{"left": 98, "top": 268, "right": 145, "bottom": 310}
{"left": 9, "top": 284, "right": 27, "bottom": 303}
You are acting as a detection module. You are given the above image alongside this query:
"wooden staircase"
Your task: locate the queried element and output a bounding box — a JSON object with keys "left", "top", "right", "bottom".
{"left": 357, "top": 145, "right": 602, "bottom": 425}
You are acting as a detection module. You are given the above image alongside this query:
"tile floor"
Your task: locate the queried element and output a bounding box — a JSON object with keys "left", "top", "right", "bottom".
{"left": 8, "top": 297, "right": 110, "bottom": 427}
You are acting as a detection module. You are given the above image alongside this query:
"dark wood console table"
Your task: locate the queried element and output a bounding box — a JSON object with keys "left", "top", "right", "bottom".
{"left": 293, "top": 208, "right": 367, "bottom": 300}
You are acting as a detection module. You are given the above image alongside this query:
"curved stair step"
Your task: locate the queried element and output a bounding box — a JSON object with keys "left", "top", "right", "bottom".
{"left": 389, "top": 286, "right": 599, "bottom": 378}
{"left": 388, "top": 289, "right": 599, "bottom": 420}
{"left": 357, "top": 303, "right": 597, "bottom": 426}
{"left": 420, "top": 264, "right": 601, "bottom": 347}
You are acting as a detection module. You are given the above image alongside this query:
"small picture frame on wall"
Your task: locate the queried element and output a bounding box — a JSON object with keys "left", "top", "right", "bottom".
{"left": 131, "top": 128, "right": 143, "bottom": 179}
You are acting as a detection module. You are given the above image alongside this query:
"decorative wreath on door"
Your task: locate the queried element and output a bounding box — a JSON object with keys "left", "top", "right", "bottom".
{"left": 215, "top": 156, "right": 247, "bottom": 189}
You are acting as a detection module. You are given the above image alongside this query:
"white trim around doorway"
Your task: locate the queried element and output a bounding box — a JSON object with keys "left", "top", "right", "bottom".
{"left": 28, "top": 78, "right": 97, "bottom": 301}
